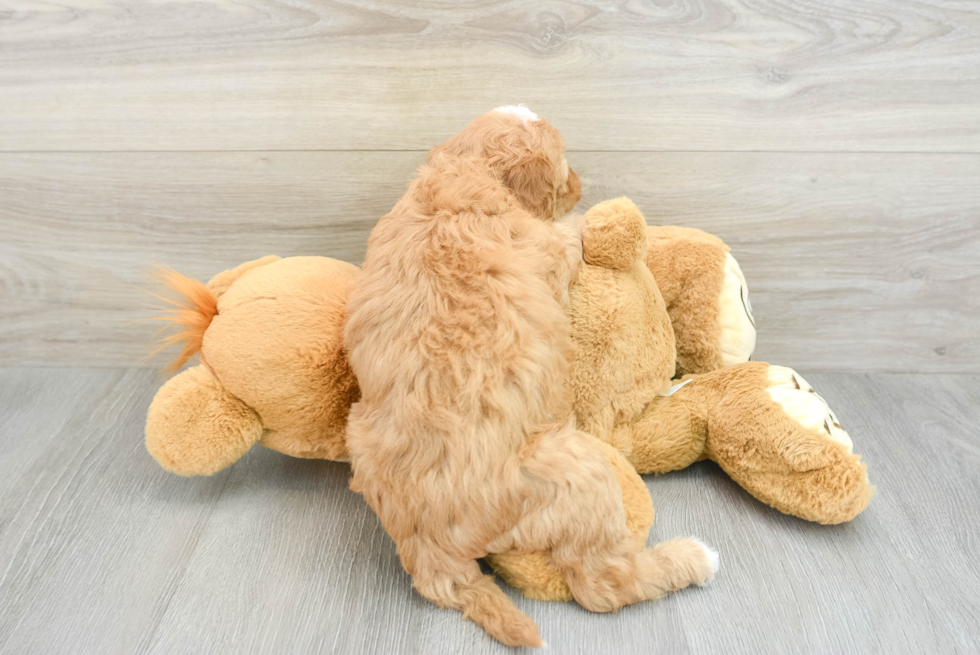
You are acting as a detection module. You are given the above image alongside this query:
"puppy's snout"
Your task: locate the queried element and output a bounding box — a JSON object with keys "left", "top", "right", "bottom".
{"left": 562, "top": 168, "right": 582, "bottom": 214}
{"left": 568, "top": 168, "right": 581, "bottom": 199}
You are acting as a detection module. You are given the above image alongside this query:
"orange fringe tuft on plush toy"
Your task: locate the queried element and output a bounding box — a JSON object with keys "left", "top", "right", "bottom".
{"left": 145, "top": 267, "right": 218, "bottom": 375}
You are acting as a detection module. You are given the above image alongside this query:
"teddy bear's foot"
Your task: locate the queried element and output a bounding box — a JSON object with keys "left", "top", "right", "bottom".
{"left": 146, "top": 364, "right": 264, "bottom": 476}
{"left": 706, "top": 362, "right": 873, "bottom": 524}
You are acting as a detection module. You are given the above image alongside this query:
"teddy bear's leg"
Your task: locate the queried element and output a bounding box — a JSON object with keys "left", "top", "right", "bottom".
{"left": 645, "top": 226, "right": 756, "bottom": 375}
{"left": 726, "top": 364, "right": 872, "bottom": 523}
{"left": 146, "top": 364, "right": 264, "bottom": 476}
{"left": 631, "top": 362, "right": 873, "bottom": 524}
{"left": 625, "top": 380, "right": 712, "bottom": 475}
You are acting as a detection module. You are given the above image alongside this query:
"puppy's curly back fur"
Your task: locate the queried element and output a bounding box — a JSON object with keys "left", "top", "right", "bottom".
{"left": 344, "top": 110, "right": 716, "bottom": 647}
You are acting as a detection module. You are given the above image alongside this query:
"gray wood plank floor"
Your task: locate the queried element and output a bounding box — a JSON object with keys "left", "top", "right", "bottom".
{"left": 1, "top": 368, "right": 977, "bottom": 654}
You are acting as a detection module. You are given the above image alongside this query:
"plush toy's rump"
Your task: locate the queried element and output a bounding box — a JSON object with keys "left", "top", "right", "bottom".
{"left": 146, "top": 256, "right": 358, "bottom": 475}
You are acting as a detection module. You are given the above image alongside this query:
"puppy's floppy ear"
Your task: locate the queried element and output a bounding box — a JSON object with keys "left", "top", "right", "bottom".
{"left": 503, "top": 150, "right": 556, "bottom": 219}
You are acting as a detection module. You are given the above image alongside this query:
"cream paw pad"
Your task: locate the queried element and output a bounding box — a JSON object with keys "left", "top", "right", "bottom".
{"left": 766, "top": 365, "right": 854, "bottom": 453}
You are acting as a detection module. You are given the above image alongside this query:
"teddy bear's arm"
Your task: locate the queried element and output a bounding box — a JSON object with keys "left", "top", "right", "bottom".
{"left": 645, "top": 226, "right": 755, "bottom": 376}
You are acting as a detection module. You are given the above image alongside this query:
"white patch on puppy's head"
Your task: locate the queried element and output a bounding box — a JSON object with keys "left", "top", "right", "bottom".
{"left": 494, "top": 104, "right": 539, "bottom": 124}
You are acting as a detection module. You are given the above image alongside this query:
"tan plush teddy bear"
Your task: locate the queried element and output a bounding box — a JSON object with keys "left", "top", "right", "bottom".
{"left": 145, "top": 198, "right": 872, "bottom": 601}
{"left": 489, "top": 198, "right": 872, "bottom": 600}
{"left": 569, "top": 199, "right": 871, "bottom": 526}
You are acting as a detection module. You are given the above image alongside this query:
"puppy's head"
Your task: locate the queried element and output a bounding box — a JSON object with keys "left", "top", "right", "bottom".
{"left": 429, "top": 106, "right": 581, "bottom": 220}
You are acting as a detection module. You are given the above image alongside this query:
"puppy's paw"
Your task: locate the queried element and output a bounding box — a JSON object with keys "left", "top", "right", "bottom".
{"left": 690, "top": 538, "right": 720, "bottom": 580}
{"left": 650, "top": 537, "right": 719, "bottom": 590}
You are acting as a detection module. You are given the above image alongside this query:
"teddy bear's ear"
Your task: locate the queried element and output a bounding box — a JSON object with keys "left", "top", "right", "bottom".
{"left": 582, "top": 197, "right": 647, "bottom": 271}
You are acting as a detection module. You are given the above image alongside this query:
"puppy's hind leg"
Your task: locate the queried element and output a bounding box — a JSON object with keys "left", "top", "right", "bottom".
{"left": 409, "top": 547, "right": 544, "bottom": 648}
{"left": 518, "top": 427, "right": 719, "bottom": 613}
{"left": 632, "top": 536, "right": 719, "bottom": 596}
{"left": 558, "top": 535, "right": 719, "bottom": 614}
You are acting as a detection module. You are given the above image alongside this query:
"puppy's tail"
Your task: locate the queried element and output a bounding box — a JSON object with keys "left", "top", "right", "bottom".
{"left": 415, "top": 565, "right": 544, "bottom": 648}
{"left": 146, "top": 268, "right": 218, "bottom": 375}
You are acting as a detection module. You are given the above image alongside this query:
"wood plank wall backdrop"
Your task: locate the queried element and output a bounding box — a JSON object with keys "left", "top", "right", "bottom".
{"left": 1, "top": 0, "right": 978, "bottom": 371}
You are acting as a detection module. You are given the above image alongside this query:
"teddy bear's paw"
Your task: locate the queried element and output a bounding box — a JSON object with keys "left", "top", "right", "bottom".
{"left": 716, "top": 254, "right": 757, "bottom": 367}
{"left": 766, "top": 365, "right": 853, "bottom": 454}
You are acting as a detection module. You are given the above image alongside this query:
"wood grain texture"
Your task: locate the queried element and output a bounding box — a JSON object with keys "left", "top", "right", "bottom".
{"left": 1, "top": 0, "right": 979, "bottom": 152}
{"left": 1, "top": 151, "right": 977, "bottom": 371}
{"left": 1, "top": 368, "right": 978, "bottom": 653}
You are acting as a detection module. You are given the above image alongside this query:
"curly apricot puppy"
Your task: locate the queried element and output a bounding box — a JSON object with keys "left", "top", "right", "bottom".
{"left": 344, "top": 107, "right": 718, "bottom": 647}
